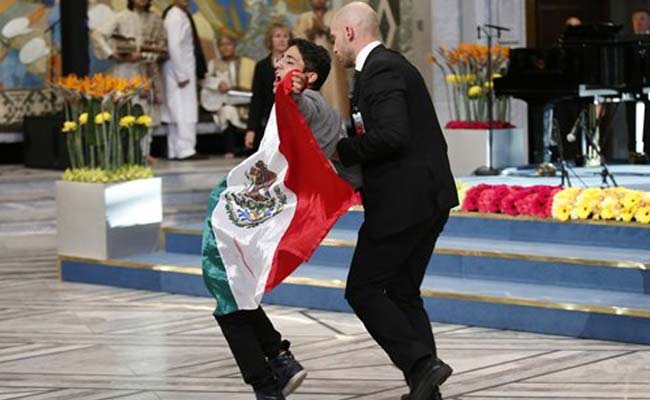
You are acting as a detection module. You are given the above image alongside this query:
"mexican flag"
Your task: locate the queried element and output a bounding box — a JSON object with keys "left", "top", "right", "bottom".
{"left": 201, "top": 72, "right": 355, "bottom": 316}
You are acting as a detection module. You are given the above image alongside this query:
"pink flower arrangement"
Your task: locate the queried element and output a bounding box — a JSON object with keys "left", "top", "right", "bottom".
{"left": 461, "top": 184, "right": 561, "bottom": 218}
{"left": 445, "top": 120, "right": 515, "bottom": 129}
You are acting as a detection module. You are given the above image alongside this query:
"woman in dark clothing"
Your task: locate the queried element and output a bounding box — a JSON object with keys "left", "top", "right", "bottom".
{"left": 244, "top": 22, "right": 292, "bottom": 151}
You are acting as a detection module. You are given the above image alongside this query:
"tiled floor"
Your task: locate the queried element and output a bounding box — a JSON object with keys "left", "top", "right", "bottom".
{"left": 1, "top": 162, "right": 650, "bottom": 399}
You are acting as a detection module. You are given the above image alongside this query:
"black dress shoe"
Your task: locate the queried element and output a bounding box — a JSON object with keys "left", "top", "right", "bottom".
{"left": 401, "top": 386, "right": 442, "bottom": 400}
{"left": 408, "top": 357, "right": 452, "bottom": 400}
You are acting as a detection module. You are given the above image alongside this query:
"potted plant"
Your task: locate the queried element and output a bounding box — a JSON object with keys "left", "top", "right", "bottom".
{"left": 430, "top": 44, "right": 525, "bottom": 176}
{"left": 52, "top": 74, "right": 162, "bottom": 260}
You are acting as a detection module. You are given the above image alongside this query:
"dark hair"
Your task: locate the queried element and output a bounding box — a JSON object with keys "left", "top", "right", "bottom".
{"left": 289, "top": 38, "right": 330, "bottom": 91}
{"left": 217, "top": 35, "right": 237, "bottom": 47}
{"left": 127, "top": 0, "right": 152, "bottom": 11}
{"left": 264, "top": 22, "right": 292, "bottom": 50}
{"left": 632, "top": 8, "right": 650, "bottom": 17}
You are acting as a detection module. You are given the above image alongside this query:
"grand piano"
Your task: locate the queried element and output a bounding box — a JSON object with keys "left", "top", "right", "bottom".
{"left": 494, "top": 23, "right": 650, "bottom": 163}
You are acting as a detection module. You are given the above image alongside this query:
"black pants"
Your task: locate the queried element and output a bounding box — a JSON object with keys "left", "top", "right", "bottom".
{"left": 223, "top": 124, "right": 245, "bottom": 155}
{"left": 215, "top": 307, "right": 282, "bottom": 390}
{"left": 625, "top": 101, "right": 650, "bottom": 155}
{"left": 345, "top": 212, "right": 449, "bottom": 374}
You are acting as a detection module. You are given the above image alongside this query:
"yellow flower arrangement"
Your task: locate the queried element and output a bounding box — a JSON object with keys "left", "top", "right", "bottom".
{"left": 552, "top": 187, "right": 650, "bottom": 224}
{"left": 430, "top": 43, "right": 511, "bottom": 123}
{"left": 52, "top": 74, "right": 155, "bottom": 178}
{"left": 62, "top": 165, "right": 154, "bottom": 183}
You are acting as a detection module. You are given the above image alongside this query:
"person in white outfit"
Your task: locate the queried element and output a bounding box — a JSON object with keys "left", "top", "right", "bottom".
{"left": 162, "top": 0, "right": 206, "bottom": 160}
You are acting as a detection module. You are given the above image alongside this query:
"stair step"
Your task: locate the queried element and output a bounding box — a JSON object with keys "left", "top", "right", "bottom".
{"left": 161, "top": 223, "right": 650, "bottom": 294}
{"left": 59, "top": 251, "right": 650, "bottom": 344}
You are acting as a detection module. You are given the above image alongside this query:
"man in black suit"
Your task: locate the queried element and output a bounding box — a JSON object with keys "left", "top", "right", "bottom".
{"left": 330, "top": 3, "right": 458, "bottom": 400}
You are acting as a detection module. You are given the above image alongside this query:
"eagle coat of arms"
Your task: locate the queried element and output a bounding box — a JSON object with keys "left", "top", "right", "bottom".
{"left": 224, "top": 160, "right": 288, "bottom": 228}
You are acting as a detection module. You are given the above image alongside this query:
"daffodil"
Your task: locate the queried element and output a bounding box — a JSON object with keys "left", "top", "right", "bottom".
{"left": 78, "top": 113, "right": 88, "bottom": 125}
{"left": 468, "top": 85, "right": 482, "bottom": 97}
{"left": 94, "top": 111, "right": 111, "bottom": 125}
{"left": 119, "top": 115, "right": 136, "bottom": 128}
{"left": 446, "top": 74, "right": 459, "bottom": 84}
{"left": 61, "top": 121, "right": 77, "bottom": 133}
{"left": 136, "top": 115, "right": 153, "bottom": 127}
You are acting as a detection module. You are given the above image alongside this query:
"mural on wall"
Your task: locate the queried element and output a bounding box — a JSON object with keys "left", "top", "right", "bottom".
{"left": 0, "top": 0, "right": 61, "bottom": 90}
{"left": 88, "top": 0, "right": 311, "bottom": 74}
{"left": 0, "top": 0, "right": 62, "bottom": 128}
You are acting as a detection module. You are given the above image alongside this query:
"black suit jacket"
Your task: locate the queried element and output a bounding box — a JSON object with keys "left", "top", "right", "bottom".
{"left": 247, "top": 55, "right": 275, "bottom": 148}
{"left": 337, "top": 45, "right": 458, "bottom": 238}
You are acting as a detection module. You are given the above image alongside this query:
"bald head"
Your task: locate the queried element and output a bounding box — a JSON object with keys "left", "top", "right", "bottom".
{"left": 334, "top": 2, "right": 381, "bottom": 40}
{"left": 330, "top": 2, "right": 382, "bottom": 68}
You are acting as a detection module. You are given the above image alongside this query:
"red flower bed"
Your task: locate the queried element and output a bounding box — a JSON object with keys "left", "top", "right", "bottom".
{"left": 462, "top": 184, "right": 561, "bottom": 218}
{"left": 445, "top": 121, "right": 515, "bottom": 129}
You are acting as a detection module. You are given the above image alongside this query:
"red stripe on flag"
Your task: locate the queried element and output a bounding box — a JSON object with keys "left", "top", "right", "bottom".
{"left": 264, "top": 73, "right": 355, "bottom": 291}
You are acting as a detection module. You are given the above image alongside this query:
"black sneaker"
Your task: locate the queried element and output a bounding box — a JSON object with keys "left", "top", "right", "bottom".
{"left": 255, "top": 385, "right": 286, "bottom": 400}
{"left": 408, "top": 357, "right": 452, "bottom": 400}
{"left": 269, "top": 340, "right": 308, "bottom": 396}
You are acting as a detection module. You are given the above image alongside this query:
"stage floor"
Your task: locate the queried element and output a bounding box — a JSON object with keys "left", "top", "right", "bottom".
{"left": 462, "top": 164, "right": 650, "bottom": 191}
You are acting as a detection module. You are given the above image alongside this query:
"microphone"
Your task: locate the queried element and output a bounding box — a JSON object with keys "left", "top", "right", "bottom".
{"left": 485, "top": 24, "right": 511, "bottom": 32}
{"left": 477, "top": 26, "right": 481, "bottom": 39}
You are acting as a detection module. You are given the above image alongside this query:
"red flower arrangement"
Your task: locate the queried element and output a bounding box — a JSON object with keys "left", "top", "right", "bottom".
{"left": 445, "top": 121, "right": 516, "bottom": 129}
{"left": 462, "top": 184, "right": 561, "bottom": 218}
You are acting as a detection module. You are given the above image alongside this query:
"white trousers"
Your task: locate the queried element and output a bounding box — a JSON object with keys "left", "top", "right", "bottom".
{"left": 167, "top": 123, "right": 197, "bottom": 159}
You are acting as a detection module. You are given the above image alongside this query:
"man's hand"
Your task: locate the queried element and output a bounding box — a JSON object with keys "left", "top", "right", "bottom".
{"left": 218, "top": 81, "right": 230, "bottom": 93}
{"left": 178, "top": 80, "right": 190, "bottom": 88}
{"left": 245, "top": 130, "right": 255, "bottom": 149}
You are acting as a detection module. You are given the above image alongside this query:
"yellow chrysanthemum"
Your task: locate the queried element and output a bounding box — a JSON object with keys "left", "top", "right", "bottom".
{"left": 78, "top": 113, "right": 88, "bottom": 125}
{"left": 484, "top": 81, "right": 494, "bottom": 90}
{"left": 136, "top": 115, "right": 153, "bottom": 127}
{"left": 622, "top": 191, "right": 642, "bottom": 210}
{"left": 619, "top": 208, "right": 635, "bottom": 223}
{"left": 552, "top": 202, "right": 571, "bottom": 221}
{"left": 492, "top": 73, "right": 502, "bottom": 79}
{"left": 119, "top": 115, "right": 136, "bottom": 128}
{"left": 61, "top": 121, "right": 77, "bottom": 133}
{"left": 635, "top": 206, "right": 650, "bottom": 224}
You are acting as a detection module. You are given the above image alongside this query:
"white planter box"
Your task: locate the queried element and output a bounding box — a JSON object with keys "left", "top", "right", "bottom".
{"left": 56, "top": 178, "right": 162, "bottom": 259}
{"left": 443, "top": 128, "right": 527, "bottom": 177}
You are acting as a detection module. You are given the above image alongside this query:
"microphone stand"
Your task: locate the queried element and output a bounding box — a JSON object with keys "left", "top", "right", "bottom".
{"left": 474, "top": 23, "right": 510, "bottom": 176}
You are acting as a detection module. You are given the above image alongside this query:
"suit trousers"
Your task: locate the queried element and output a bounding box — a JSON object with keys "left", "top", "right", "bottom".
{"left": 345, "top": 211, "right": 449, "bottom": 374}
{"left": 215, "top": 307, "right": 282, "bottom": 390}
{"left": 167, "top": 122, "right": 197, "bottom": 159}
{"left": 625, "top": 101, "right": 650, "bottom": 155}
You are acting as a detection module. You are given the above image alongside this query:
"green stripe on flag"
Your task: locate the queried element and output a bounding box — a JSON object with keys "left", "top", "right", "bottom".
{"left": 201, "top": 177, "right": 240, "bottom": 316}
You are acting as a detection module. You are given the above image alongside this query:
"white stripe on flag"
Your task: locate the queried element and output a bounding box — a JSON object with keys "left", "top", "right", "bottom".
{"left": 211, "top": 106, "right": 298, "bottom": 310}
